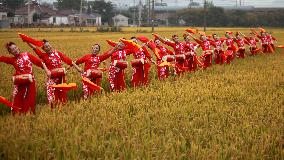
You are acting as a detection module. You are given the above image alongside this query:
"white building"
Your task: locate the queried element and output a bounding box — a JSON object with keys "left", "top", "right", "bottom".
{"left": 112, "top": 14, "right": 129, "bottom": 26}
{"left": 0, "top": 6, "right": 10, "bottom": 28}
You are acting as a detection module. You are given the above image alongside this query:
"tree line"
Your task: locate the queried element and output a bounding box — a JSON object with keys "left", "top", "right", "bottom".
{"left": 2, "top": 0, "right": 284, "bottom": 27}
{"left": 169, "top": 7, "right": 284, "bottom": 27}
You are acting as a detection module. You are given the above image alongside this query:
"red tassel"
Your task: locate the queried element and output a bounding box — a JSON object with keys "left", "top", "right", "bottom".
{"left": 0, "top": 96, "right": 13, "bottom": 108}
{"left": 137, "top": 36, "right": 149, "bottom": 43}
{"left": 82, "top": 77, "right": 103, "bottom": 91}
{"left": 106, "top": 40, "right": 117, "bottom": 47}
{"left": 185, "top": 28, "right": 196, "bottom": 34}
{"left": 18, "top": 33, "right": 44, "bottom": 47}
{"left": 120, "top": 39, "right": 140, "bottom": 51}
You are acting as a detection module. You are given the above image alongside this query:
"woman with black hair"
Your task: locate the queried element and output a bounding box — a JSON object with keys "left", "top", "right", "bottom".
{"left": 75, "top": 44, "right": 116, "bottom": 99}
{"left": 0, "top": 42, "right": 48, "bottom": 114}
{"left": 26, "top": 39, "right": 80, "bottom": 106}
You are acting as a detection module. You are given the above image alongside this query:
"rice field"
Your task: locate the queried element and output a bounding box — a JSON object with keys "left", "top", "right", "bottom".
{"left": 0, "top": 27, "right": 283, "bottom": 159}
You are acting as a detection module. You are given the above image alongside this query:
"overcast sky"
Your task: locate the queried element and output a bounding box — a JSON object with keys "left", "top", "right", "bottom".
{"left": 42, "top": 0, "right": 284, "bottom": 8}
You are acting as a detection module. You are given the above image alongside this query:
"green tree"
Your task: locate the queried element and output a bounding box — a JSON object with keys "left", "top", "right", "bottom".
{"left": 2, "top": 0, "right": 24, "bottom": 10}
{"left": 57, "top": 0, "right": 82, "bottom": 10}
{"left": 91, "top": 0, "right": 114, "bottom": 24}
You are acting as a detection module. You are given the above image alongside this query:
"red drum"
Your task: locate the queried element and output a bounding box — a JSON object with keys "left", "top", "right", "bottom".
{"left": 86, "top": 69, "right": 102, "bottom": 78}
{"left": 13, "top": 74, "right": 33, "bottom": 85}
{"left": 50, "top": 68, "right": 66, "bottom": 78}
{"left": 175, "top": 54, "right": 186, "bottom": 62}
{"left": 114, "top": 60, "right": 128, "bottom": 69}
{"left": 225, "top": 50, "right": 233, "bottom": 56}
{"left": 184, "top": 52, "right": 193, "bottom": 59}
{"left": 131, "top": 58, "right": 144, "bottom": 67}
{"left": 162, "top": 55, "right": 174, "bottom": 62}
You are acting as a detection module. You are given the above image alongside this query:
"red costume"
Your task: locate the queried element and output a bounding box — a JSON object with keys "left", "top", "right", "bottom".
{"left": 0, "top": 52, "right": 43, "bottom": 114}
{"left": 266, "top": 34, "right": 276, "bottom": 53}
{"left": 255, "top": 33, "right": 269, "bottom": 53}
{"left": 32, "top": 48, "right": 73, "bottom": 104}
{"left": 184, "top": 41, "right": 200, "bottom": 72}
{"left": 149, "top": 41, "right": 173, "bottom": 80}
{"left": 193, "top": 37, "right": 214, "bottom": 69}
{"left": 108, "top": 49, "right": 130, "bottom": 92}
{"left": 75, "top": 50, "right": 112, "bottom": 99}
{"left": 211, "top": 38, "right": 226, "bottom": 64}
{"left": 234, "top": 37, "right": 249, "bottom": 59}
{"left": 244, "top": 36, "right": 260, "bottom": 55}
{"left": 224, "top": 37, "right": 236, "bottom": 64}
{"left": 128, "top": 46, "right": 152, "bottom": 87}
{"left": 162, "top": 40, "right": 187, "bottom": 75}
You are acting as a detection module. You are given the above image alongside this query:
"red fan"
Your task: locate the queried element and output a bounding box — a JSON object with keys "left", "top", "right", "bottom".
{"left": 185, "top": 28, "right": 196, "bottom": 34}
{"left": 18, "top": 33, "right": 44, "bottom": 47}
{"left": 82, "top": 77, "right": 103, "bottom": 91}
{"left": 147, "top": 41, "right": 156, "bottom": 50}
{"left": 159, "top": 61, "right": 169, "bottom": 67}
{"left": 152, "top": 33, "right": 159, "bottom": 39}
{"left": 259, "top": 27, "right": 266, "bottom": 33}
{"left": 137, "top": 36, "right": 149, "bottom": 43}
{"left": 50, "top": 83, "right": 77, "bottom": 92}
{"left": 254, "top": 48, "right": 261, "bottom": 52}
{"left": 198, "top": 31, "right": 206, "bottom": 36}
{"left": 147, "top": 41, "right": 161, "bottom": 59}
{"left": 120, "top": 38, "right": 140, "bottom": 51}
{"left": 98, "top": 68, "right": 109, "bottom": 72}
{"left": 0, "top": 96, "right": 13, "bottom": 108}
{"left": 106, "top": 40, "right": 117, "bottom": 47}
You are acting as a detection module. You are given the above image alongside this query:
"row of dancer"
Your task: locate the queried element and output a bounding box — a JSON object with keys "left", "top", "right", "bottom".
{"left": 0, "top": 28, "right": 277, "bottom": 114}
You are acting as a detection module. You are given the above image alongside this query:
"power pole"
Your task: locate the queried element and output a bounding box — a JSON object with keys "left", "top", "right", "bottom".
{"left": 28, "top": 0, "right": 30, "bottom": 27}
{"left": 151, "top": 0, "right": 154, "bottom": 32}
{"left": 138, "top": 0, "right": 142, "bottom": 27}
{"left": 147, "top": 0, "right": 150, "bottom": 26}
{"left": 133, "top": 0, "right": 136, "bottom": 26}
{"left": 80, "top": 0, "right": 83, "bottom": 26}
{"left": 203, "top": 0, "right": 206, "bottom": 32}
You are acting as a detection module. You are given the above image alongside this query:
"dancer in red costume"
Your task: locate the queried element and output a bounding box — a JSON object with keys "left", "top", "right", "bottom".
{"left": 153, "top": 34, "right": 186, "bottom": 75}
{"left": 75, "top": 44, "right": 116, "bottom": 99}
{"left": 183, "top": 34, "right": 200, "bottom": 72}
{"left": 148, "top": 38, "right": 174, "bottom": 80}
{"left": 108, "top": 41, "right": 130, "bottom": 92}
{"left": 126, "top": 37, "right": 154, "bottom": 87}
{"left": 0, "top": 42, "right": 48, "bottom": 114}
{"left": 27, "top": 40, "right": 80, "bottom": 106}
{"left": 190, "top": 33, "right": 214, "bottom": 69}
{"left": 265, "top": 32, "right": 277, "bottom": 53}
{"left": 241, "top": 32, "right": 261, "bottom": 56}
{"left": 253, "top": 30, "right": 269, "bottom": 53}
{"left": 211, "top": 34, "right": 226, "bottom": 64}
{"left": 224, "top": 31, "right": 237, "bottom": 64}
{"left": 234, "top": 32, "right": 249, "bottom": 59}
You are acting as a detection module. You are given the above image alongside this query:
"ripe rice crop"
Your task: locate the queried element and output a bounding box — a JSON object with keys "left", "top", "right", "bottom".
{"left": 0, "top": 27, "right": 283, "bottom": 159}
